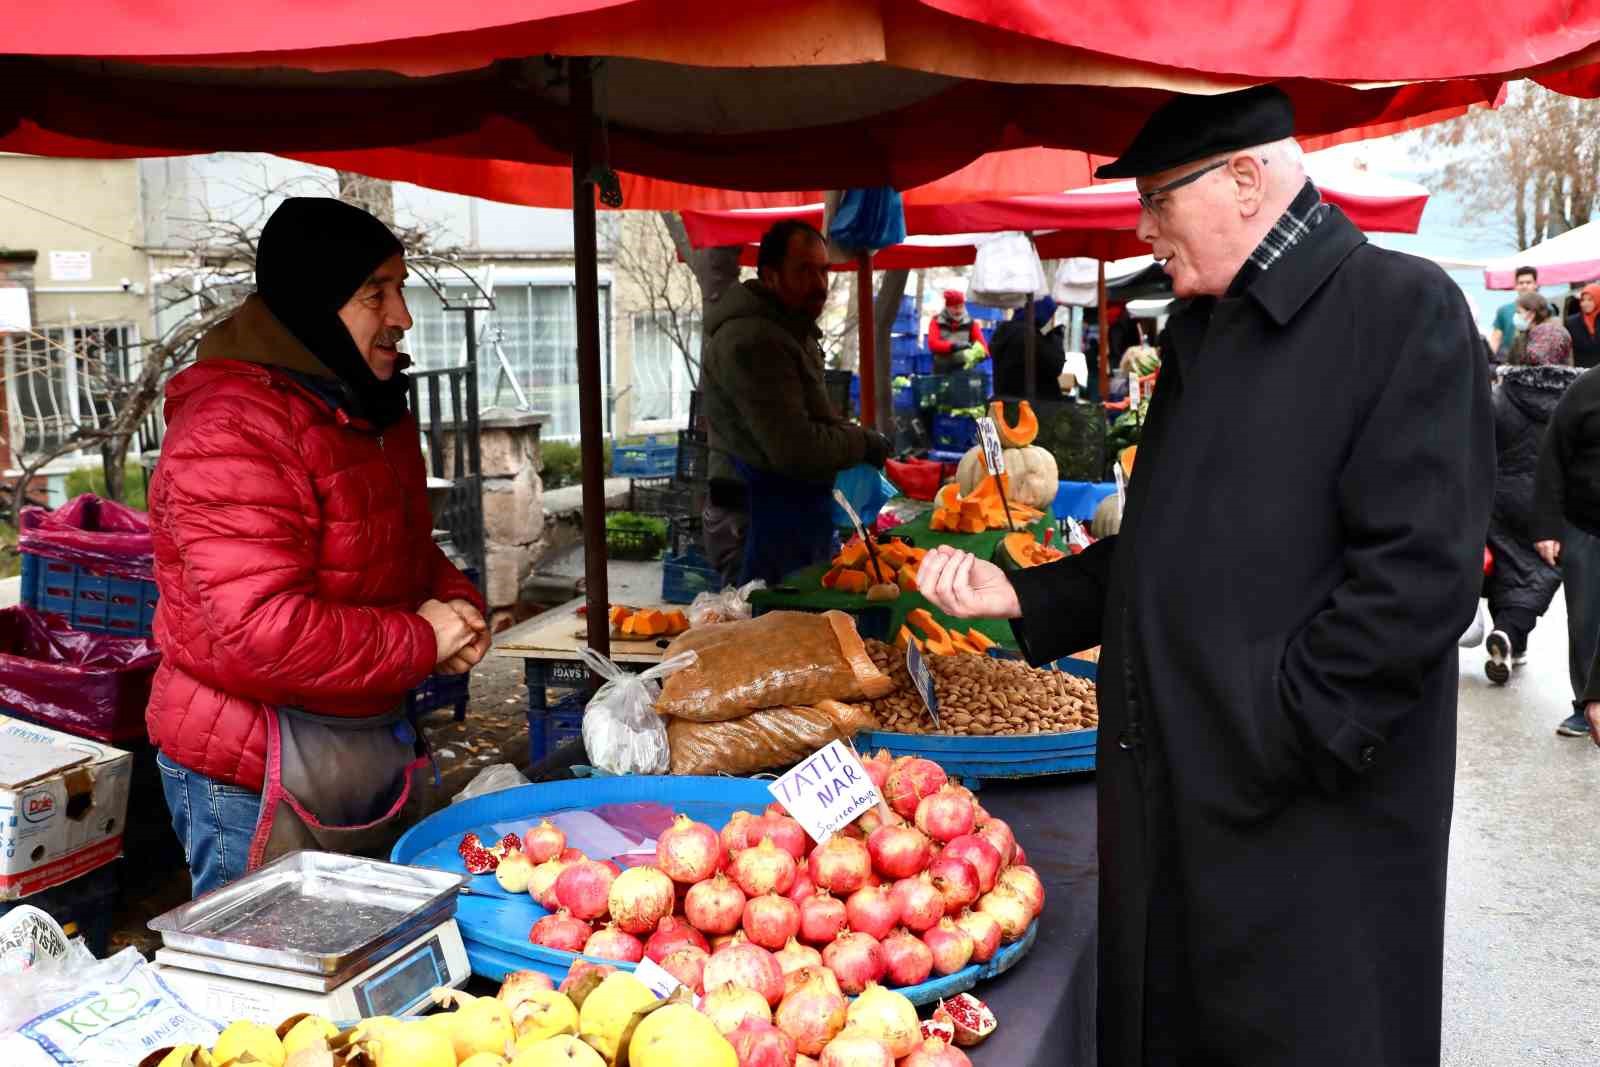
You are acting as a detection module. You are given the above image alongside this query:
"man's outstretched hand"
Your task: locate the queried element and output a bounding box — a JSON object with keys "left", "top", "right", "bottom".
{"left": 915, "top": 545, "right": 1022, "bottom": 619}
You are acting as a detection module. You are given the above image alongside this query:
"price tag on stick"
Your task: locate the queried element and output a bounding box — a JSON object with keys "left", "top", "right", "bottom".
{"left": 974, "top": 416, "right": 1017, "bottom": 532}
{"left": 769, "top": 740, "right": 885, "bottom": 846}
{"left": 906, "top": 640, "right": 940, "bottom": 729}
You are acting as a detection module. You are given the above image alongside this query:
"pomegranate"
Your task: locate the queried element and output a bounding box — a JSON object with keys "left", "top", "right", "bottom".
{"left": 703, "top": 983, "right": 775, "bottom": 1034}
{"left": 975, "top": 818, "right": 1016, "bottom": 867}
{"left": 644, "top": 915, "right": 709, "bottom": 962}
{"left": 1012, "top": 844, "right": 1028, "bottom": 866}
{"left": 880, "top": 928, "right": 934, "bottom": 987}
{"left": 458, "top": 832, "right": 499, "bottom": 874}
{"left": 729, "top": 1018, "right": 799, "bottom": 1067}
{"left": 914, "top": 787, "right": 976, "bottom": 844}
{"left": 774, "top": 936, "right": 823, "bottom": 977}
{"left": 659, "top": 944, "right": 710, "bottom": 993}
{"left": 899, "top": 1037, "right": 972, "bottom": 1067}
{"left": 787, "top": 871, "right": 817, "bottom": 904}
{"left": 854, "top": 808, "right": 884, "bottom": 838}
{"left": 889, "top": 874, "right": 945, "bottom": 933}
{"left": 953, "top": 910, "right": 1002, "bottom": 964}
{"left": 559, "top": 960, "right": 616, "bottom": 994}
{"left": 529, "top": 909, "right": 592, "bottom": 952}
{"left": 940, "top": 835, "right": 1001, "bottom": 894}
{"left": 922, "top": 919, "right": 974, "bottom": 975}
{"left": 685, "top": 873, "right": 748, "bottom": 935}
{"left": 927, "top": 855, "right": 980, "bottom": 916}
{"left": 821, "top": 931, "right": 886, "bottom": 995}
{"left": 807, "top": 836, "right": 871, "bottom": 896}
{"left": 710, "top": 932, "right": 741, "bottom": 952}
{"left": 935, "top": 993, "right": 997, "bottom": 1048}
{"left": 705, "top": 935, "right": 786, "bottom": 1006}
{"left": 752, "top": 815, "right": 810, "bottom": 860}
{"left": 798, "top": 891, "right": 848, "bottom": 946}
{"left": 920, "top": 1016, "right": 956, "bottom": 1045}
{"left": 721, "top": 810, "right": 761, "bottom": 854}
{"left": 845, "top": 982, "right": 920, "bottom": 1058}
{"left": 844, "top": 886, "right": 899, "bottom": 941}
{"left": 862, "top": 749, "right": 894, "bottom": 792}
{"left": 657, "top": 815, "right": 722, "bottom": 884}
{"left": 817, "top": 1028, "right": 894, "bottom": 1067}
{"left": 866, "top": 822, "right": 932, "bottom": 881}
{"left": 527, "top": 857, "right": 569, "bottom": 910}
{"left": 743, "top": 893, "right": 802, "bottom": 951}
{"left": 523, "top": 819, "right": 566, "bottom": 864}
{"left": 554, "top": 860, "right": 616, "bottom": 920}
{"left": 883, "top": 758, "right": 947, "bottom": 820}
{"left": 495, "top": 850, "right": 536, "bottom": 894}
{"left": 997, "top": 865, "right": 1046, "bottom": 918}
{"left": 558, "top": 847, "right": 587, "bottom": 863}
{"left": 733, "top": 839, "right": 800, "bottom": 897}
{"left": 609, "top": 866, "right": 676, "bottom": 934}
{"left": 774, "top": 967, "right": 847, "bottom": 1056}
{"left": 976, "top": 886, "right": 1033, "bottom": 942}
{"left": 583, "top": 922, "right": 645, "bottom": 963}
{"left": 786, "top": 963, "right": 842, "bottom": 1000}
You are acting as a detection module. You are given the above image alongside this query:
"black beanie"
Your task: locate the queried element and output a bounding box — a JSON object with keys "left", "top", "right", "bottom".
{"left": 256, "top": 197, "right": 409, "bottom": 428}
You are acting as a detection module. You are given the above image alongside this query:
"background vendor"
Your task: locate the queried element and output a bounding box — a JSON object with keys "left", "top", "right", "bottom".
{"left": 700, "top": 219, "right": 891, "bottom": 586}
{"left": 146, "top": 198, "right": 490, "bottom": 897}
{"left": 927, "top": 289, "right": 987, "bottom": 374}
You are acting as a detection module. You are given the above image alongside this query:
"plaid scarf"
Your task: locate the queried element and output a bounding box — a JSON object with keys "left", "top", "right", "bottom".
{"left": 1226, "top": 180, "right": 1329, "bottom": 298}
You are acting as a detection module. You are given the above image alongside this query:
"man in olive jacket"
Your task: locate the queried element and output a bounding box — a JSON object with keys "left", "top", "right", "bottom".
{"left": 917, "top": 86, "right": 1492, "bottom": 1066}
{"left": 700, "top": 220, "right": 890, "bottom": 584}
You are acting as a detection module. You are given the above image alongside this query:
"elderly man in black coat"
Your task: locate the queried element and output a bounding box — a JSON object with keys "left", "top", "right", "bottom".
{"left": 917, "top": 85, "right": 1493, "bottom": 1067}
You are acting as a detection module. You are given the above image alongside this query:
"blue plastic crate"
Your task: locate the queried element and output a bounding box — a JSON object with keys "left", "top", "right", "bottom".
{"left": 969, "top": 303, "right": 1007, "bottom": 322}
{"left": 932, "top": 413, "right": 978, "bottom": 451}
{"left": 0, "top": 861, "right": 119, "bottom": 956}
{"left": 912, "top": 374, "right": 948, "bottom": 410}
{"left": 662, "top": 547, "right": 720, "bottom": 604}
{"left": 611, "top": 436, "right": 678, "bottom": 477}
{"left": 892, "top": 313, "right": 919, "bottom": 335}
{"left": 890, "top": 334, "right": 920, "bottom": 359}
{"left": 912, "top": 351, "right": 934, "bottom": 375}
{"left": 526, "top": 689, "right": 586, "bottom": 764}
{"left": 20, "top": 553, "right": 158, "bottom": 636}
{"left": 893, "top": 384, "right": 916, "bottom": 414}
{"left": 898, "top": 294, "right": 917, "bottom": 316}
{"left": 407, "top": 672, "right": 470, "bottom": 721}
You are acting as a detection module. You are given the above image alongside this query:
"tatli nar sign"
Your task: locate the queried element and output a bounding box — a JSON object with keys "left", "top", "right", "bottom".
{"left": 768, "top": 740, "right": 884, "bottom": 845}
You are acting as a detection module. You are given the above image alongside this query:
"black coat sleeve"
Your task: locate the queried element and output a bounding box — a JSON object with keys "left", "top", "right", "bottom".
{"left": 1533, "top": 385, "right": 1578, "bottom": 542}
{"left": 1278, "top": 279, "right": 1493, "bottom": 787}
{"left": 1007, "top": 535, "right": 1117, "bottom": 665}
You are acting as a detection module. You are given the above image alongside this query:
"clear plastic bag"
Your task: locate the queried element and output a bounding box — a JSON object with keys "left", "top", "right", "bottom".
{"left": 451, "top": 763, "right": 530, "bottom": 805}
{"left": 579, "top": 646, "right": 696, "bottom": 775}
{"left": 687, "top": 579, "right": 766, "bottom": 628}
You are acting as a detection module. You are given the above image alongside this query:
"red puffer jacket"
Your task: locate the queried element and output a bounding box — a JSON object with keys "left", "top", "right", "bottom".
{"left": 146, "top": 295, "right": 483, "bottom": 791}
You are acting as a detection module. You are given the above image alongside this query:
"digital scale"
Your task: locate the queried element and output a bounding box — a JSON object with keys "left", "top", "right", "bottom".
{"left": 148, "top": 851, "right": 472, "bottom": 1026}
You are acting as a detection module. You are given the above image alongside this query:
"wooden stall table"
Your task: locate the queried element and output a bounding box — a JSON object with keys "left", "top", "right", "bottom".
{"left": 494, "top": 597, "right": 672, "bottom": 710}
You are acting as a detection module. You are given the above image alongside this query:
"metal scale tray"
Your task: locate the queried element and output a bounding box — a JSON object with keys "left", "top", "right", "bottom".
{"left": 149, "top": 850, "right": 466, "bottom": 978}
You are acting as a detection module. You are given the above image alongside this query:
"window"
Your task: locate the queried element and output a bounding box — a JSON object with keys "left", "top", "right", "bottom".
{"left": 3, "top": 323, "right": 139, "bottom": 463}
{"left": 630, "top": 312, "right": 699, "bottom": 426}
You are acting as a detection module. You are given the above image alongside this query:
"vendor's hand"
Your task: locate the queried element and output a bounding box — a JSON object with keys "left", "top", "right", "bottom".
{"left": 1537, "top": 540, "right": 1562, "bottom": 567}
{"left": 861, "top": 429, "right": 894, "bottom": 468}
{"left": 1587, "top": 702, "right": 1600, "bottom": 748}
{"left": 418, "top": 598, "right": 476, "bottom": 666}
{"left": 916, "top": 545, "right": 1021, "bottom": 619}
{"left": 435, "top": 599, "right": 491, "bottom": 674}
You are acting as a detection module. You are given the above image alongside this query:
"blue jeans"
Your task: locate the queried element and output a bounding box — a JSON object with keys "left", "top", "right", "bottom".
{"left": 156, "top": 750, "right": 263, "bottom": 898}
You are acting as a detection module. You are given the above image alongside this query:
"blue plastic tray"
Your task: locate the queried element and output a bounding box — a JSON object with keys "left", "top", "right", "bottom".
{"left": 390, "top": 775, "right": 1036, "bottom": 1004}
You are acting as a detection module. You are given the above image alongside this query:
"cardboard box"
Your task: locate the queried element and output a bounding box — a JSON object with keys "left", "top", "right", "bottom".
{"left": 0, "top": 716, "right": 131, "bottom": 898}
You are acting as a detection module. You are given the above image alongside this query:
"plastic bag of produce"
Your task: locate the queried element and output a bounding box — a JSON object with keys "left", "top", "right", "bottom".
{"left": 668, "top": 700, "right": 878, "bottom": 776}
{"left": 655, "top": 611, "right": 896, "bottom": 722}
{"left": 687, "top": 578, "right": 766, "bottom": 628}
{"left": 580, "top": 646, "right": 694, "bottom": 775}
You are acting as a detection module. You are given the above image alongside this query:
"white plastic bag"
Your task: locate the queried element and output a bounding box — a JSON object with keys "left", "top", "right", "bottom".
{"left": 1458, "top": 600, "right": 1488, "bottom": 648}
{"left": 452, "top": 763, "right": 531, "bottom": 804}
{"left": 970, "top": 232, "right": 1046, "bottom": 308}
{"left": 579, "top": 647, "right": 696, "bottom": 775}
{"left": 687, "top": 579, "right": 766, "bottom": 628}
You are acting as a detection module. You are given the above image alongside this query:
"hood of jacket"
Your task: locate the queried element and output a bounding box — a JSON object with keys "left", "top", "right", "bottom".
{"left": 1503, "top": 363, "right": 1580, "bottom": 423}
{"left": 704, "top": 279, "right": 821, "bottom": 344}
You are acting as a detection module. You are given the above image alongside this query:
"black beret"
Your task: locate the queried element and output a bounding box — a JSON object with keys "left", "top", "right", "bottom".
{"left": 1095, "top": 85, "right": 1295, "bottom": 180}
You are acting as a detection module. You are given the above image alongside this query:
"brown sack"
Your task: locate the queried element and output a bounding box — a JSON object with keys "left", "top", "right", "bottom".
{"left": 655, "top": 610, "right": 896, "bottom": 722}
{"left": 667, "top": 700, "right": 879, "bottom": 776}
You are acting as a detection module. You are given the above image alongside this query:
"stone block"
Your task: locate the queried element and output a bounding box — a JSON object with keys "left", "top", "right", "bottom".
{"left": 481, "top": 467, "right": 544, "bottom": 546}
{"left": 442, "top": 409, "right": 546, "bottom": 479}
{"left": 484, "top": 543, "right": 534, "bottom": 609}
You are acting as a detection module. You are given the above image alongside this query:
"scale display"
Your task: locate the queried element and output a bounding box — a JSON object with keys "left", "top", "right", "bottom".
{"left": 356, "top": 936, "right": 448, "bottom": 1017}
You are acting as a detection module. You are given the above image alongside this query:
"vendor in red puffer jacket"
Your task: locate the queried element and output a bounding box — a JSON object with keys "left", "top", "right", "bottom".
{"left": 147, "top": 198, "right": 489, "bottom": 896}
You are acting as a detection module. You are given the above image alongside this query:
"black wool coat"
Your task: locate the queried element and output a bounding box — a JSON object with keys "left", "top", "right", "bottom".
{"left": 1010, "top": 209, "right": 1493, "bottom": 1067}
{"left": 1485, "top": 365, "right": 1578, "bottom": 618}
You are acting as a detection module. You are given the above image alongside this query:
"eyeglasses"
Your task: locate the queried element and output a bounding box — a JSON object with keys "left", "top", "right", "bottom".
{"left": 1136, "top": 158, "right": 1229, "bottom": 215}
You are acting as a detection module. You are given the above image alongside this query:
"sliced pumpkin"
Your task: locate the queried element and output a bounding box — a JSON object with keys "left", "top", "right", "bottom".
{"left": 836, "top": 540, "right": 869, "bottom": 568}
{"left": 930, "top": 509, "right": 954, "bottom": 532}
{"left": 934, "top": 483, "right": 962, "bottom": 511}
{"left": 835, "top": 569, "right": 870, "bottom": 594}
{"left": 991, "top": 399, "right": 1039, "bottom": 447}
{"left": 897, "top": 563, "right": 920, "bottom": 593}
{"left": 665, "top": 610, "right": 690, "bottom": 634}
{"left": 949, "top": 633, "right": 980, "bottom": 655}
{"left": 967, "top": 628, "right": 998, "bottom": 652}
{"left": 609, "top": 605, "right": 631, "bottom": 628}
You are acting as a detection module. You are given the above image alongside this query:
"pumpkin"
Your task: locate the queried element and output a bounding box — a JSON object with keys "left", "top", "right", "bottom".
{"left": 956, "top": 445, "right": 1059, "bottom": 509}
{"left": 991, "top": 400, "right": 1039, "bottom": 447}
{"left": 994, "top": 531, "right": 1066, "bottom": 570}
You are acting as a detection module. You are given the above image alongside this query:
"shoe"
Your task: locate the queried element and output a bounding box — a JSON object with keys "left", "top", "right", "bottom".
{"left": 1513, "top": 651, "right": 1529, "bottom": 668}
{"left": 1557, "top": 711, "right": 1591, "bottom": 737}
{"left": 1484, "top": 630, "right": 1511, "bottom": 685}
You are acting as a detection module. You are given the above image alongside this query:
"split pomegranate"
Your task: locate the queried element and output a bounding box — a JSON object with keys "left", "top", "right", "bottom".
{"left": 702, "top": 983, "right": 775, "bottom": 1035}
{"left": 609, "top": 866, "right": 676, "bottom": 934}
{"left": 996, "top": 864, "right": 1046, "bottom": 918}
{"left": 976, "top": 886, "right": 1033, "bottom": 942}
{"left": 458, "top": 832, "right": 499, "bottom": 875}
{"left": 705, "top": 935, "right": 786, "bottom": 1007}
{"left": 752, "top": 815, "right": 810, "bottom": 860}
{"left": 919, "top": 1016, "right": 956, "bottom": 1045}
{"left": 975, "top": 817, "right": 1017, "bottom": 867}
{"left": 729, "top": 1018, "right": 799, "bottom": 1067}
{"left": 884, "top": 758, "right": 947, "bottom": 820}
{"left": 554, "top": 860, "right": 616, "bottom": 921}
{"left": 936, "top": 993, "right": 997, "bottom": 1048}
{"left": 880, "top": 928, "right": 934, "bottom": 987}
{"left": 528, "top": 909, "right": 592, "bottom": 952}
{"left": 685, "top": 873, "right": 748, "bottom": 935}
{"left": 844, "top": 886, "right": 900, "bottom": 941}
{"left": 657, "top": 814, "right": 723, "bottom": 884}
{"left": 583, "top": 922, "right": 645, "bottom": 963}
{"left": 922, "top": 919, "right": 975, "bottom": 975}
{"left": 733, "top": 838, "right": 800, "bottom": 898}
{"left": 927, "top": 854, "right": 981, "bottom": 916}
{"left": 644, "top": 915, "right": 709, "bottom": 962}
{"left": 523, "top": 819, "right": 567, "bottom": 864}
{"left": 866, "top": 822, "right": 932, "bottom": 881}
{"left": 845, "top": 982, "right": 920, "bottom": 1058}
{"left": 658, "top": 944, "right": 710, "bottom": 993}
{"left": 787, "top": 871, "right": 817, "bottom": 904}
{"left": 817, "top": 1028, "right": 895, "bottom": 1067}
{"left": 940, "top": 835, "right": 1002, "bottom": 894}
{"left": 822, "top": 931, "right": 886, "bottom": 995}
{"left": 774, "top": 967, "right": 847, "bottom": 1056}
{"left": 807, "top": 835, "right": 872, "bottom": 896}
{"left": 798, "top": 891, "right": 849, "bottom": 946}
{"left": 722, "top": 810, "right": 761, "bottom": 854}
{"left": 899, "top": 1036, "right": 972, "bottom": 1067}
{"left": 743, "top": 893, "right": 802, "bottom": 951}
{"left": 953, "top": 909, "right": 1003, "bottom": 963}
{"left": 889, "top": 874, "right": 945, "bottom": 933}
{"left": 774, "top": 936, "right": 824, "bottom": 977}
{"left": 527, "top": 857, "right": 570, "bottom": 910}
{"left": 914, "top": 786, "right": 976, "bottom": 844}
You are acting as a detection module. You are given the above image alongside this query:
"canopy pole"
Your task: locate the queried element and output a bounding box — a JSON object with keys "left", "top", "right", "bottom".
{"left": 1023, "top": 297, "right": 1037, "bottom": 402}
{"left": 857, "top": 252, "right": 876, "bottom": 426}
{"left": 571, "top": 58, "right": 610, "bottom": 661}
{"left": 1097, "top": 261, "right": 1110, "bottom": 401}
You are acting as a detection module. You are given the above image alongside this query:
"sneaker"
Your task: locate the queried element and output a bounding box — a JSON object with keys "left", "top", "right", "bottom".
{"left": 1557, "top": 711, "right": 1591, "bottom": 737}
{"left": 1484, "top": 630, "right": 1511, "bottom": 685}
{"left": 1513, "top": 651, "right": 1529, "bottom": 668}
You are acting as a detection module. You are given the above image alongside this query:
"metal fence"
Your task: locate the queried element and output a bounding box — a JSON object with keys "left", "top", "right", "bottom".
{"left": 410, "top": 364, "right": 485, "bottom": 585}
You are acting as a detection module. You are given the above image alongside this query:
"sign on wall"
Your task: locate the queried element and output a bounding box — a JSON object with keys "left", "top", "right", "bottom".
{"left": 47, "top": 251, "right": 92, "bottom": 282}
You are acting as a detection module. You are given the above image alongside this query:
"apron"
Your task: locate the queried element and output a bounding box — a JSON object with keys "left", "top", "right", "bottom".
{"left": 246, "top": 704, "right": 431, "bottom": 870}
{"left": 733, "top": 457, "right": 836, "bottom": 586}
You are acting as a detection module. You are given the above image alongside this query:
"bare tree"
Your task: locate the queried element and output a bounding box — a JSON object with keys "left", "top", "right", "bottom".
{"left": 613, "top": 212, "right": 717, "bottom": 386}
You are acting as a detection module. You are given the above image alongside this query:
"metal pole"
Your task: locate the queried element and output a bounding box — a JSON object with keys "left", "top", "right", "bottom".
{"left": 857, "top": 252, "right": 876, "bottom": 426}
{"left": 463, "top": 306, "right": 486, "bottom": 584}
{"left": 1097, "top": 261, "right": 1110, "bottom": 401}
{"left": 570, "top": 59, "right": 610, "bottom": 660}
{"left": 1023, "top": 297, "right": 1037, "bottom": 402}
